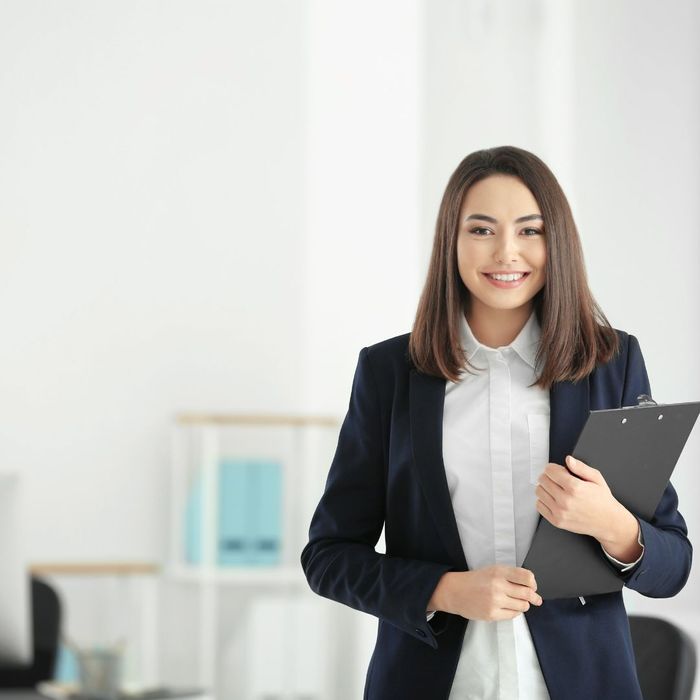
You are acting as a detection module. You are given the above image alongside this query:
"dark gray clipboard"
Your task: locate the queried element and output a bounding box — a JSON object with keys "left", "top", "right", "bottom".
{"left": 522, "top": 394, "right": 700, "bottom": 599}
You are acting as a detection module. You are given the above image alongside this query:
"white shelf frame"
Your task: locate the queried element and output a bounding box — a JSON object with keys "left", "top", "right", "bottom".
{"left": 168, "top": 412, "right": 340, "bottom": 698}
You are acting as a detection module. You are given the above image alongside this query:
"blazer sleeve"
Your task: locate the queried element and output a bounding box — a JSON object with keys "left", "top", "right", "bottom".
{"left": 613, "top": 334, "right": 693, "bottom": 597}
{"left": 300, "top": 347, "right": 455, "bottom": 650}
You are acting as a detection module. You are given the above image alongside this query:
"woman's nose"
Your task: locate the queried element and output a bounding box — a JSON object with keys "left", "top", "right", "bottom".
{"left": 494, "top": 233, "right": 521, "bottom": 259}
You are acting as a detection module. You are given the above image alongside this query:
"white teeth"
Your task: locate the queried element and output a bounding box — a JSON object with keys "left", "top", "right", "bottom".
{"left": 487, "top": 273, "right": 525, "bottom": 281}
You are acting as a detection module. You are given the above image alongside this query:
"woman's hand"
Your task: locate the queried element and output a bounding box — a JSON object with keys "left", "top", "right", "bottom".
{"left": 534, "top": 455, "right": 622, "bottom": 541}
{"left": 430, "top": 566, "right": 543, "bottom": 622}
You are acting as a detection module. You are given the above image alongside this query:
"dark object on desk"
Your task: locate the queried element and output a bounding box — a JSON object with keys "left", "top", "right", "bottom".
{"left": 0, "top": 577, "right": 61, "bottom": 688}
{"left": 523, "top": 395, "right": 700, "bottom": 599}
{"left": 629, "top": 615, "right": 697, "bottom": 700}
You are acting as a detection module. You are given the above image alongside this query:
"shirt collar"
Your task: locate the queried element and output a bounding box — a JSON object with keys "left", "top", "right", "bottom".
{"left": 459, "top": 308, "right": 541, "bottom": 370}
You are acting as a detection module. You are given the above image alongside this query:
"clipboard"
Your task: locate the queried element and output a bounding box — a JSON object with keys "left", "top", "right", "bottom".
{"left": 522, "top": 394, "right": 700, "bottom": 599}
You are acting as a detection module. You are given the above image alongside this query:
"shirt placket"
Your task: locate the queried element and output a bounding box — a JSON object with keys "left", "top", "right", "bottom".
{"left": 488, "top": 349, "right": 518, "bottom": 698}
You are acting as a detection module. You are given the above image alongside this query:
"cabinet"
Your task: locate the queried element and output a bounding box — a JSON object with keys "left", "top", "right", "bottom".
{"left": 166, "top": 413, "right": 344, "bottom": 699}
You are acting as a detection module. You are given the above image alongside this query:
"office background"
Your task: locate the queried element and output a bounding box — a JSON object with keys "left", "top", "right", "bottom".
{"left": 0, "top": 1, "right": 698, "bottom": 698}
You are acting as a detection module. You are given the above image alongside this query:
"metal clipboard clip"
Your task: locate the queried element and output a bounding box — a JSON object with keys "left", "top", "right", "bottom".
{"left": 620, "top": 393, "right": 658, "bottom": 409}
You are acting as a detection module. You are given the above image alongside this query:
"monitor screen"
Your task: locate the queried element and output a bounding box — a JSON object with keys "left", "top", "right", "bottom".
{"left": 0, "top": 471, "right": 32, "bottom": 665}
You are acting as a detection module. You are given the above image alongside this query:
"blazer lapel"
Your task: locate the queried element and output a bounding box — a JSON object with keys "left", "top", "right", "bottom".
{"left": 409, "top": 368, "right": 467, "bottom": 569}
{"left": 409, "top": 368, "right": 591, "bottom": 570}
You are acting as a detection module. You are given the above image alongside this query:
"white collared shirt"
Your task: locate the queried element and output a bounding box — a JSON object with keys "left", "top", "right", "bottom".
{"left": 430, "top": 308, "right": 644, "bottom": 699}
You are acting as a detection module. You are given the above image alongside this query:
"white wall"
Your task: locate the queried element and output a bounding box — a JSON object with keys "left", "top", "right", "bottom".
{"left": 0, "top": 0, "right": 309, "bottom": 690}
{"left": 0, "top": 0, "right": 306, "bottom": 560}
{"left": 303, "top": 2, "right": 422, "bottom": 696}
{"left": 302, "top": 0, "right": 421, "bottom": 415}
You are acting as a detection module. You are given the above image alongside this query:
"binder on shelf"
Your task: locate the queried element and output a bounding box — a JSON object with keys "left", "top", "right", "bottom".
{"left": 184, "top": 458, "right": 283, "bottom": 567}
{"left": 247, "top": 596, "right": 326, "bottom": 698}
{"left": 219, "top": 459, "right": 250, "bottom": 566}
{"left": 250, "top": 459, "right": 282, "bottom": 566}
{"left": 184, "top": 471, "right": 202, "bottom": 565}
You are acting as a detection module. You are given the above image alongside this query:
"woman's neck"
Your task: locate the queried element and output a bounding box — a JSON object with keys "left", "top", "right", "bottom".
{"left": 465, "top": 304, "right": 533, "bottom": 349}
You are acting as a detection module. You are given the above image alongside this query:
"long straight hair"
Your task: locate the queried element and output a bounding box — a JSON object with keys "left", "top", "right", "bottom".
{"left": 408, "top": 145, "right": 621, "bottom": 391}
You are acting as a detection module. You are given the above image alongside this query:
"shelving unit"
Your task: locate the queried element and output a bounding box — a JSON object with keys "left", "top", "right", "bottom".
{"left": 166, "top": 412, "right": 341, "bottom": 699}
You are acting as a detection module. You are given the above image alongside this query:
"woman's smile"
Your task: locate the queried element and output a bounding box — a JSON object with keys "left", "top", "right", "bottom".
{"left": 482, "top": 271, "right": 531, "bottom": 289}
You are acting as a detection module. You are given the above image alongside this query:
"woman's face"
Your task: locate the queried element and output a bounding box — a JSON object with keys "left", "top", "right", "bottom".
{"left": 456, "top": 174, "right": 546, "bottom": 315}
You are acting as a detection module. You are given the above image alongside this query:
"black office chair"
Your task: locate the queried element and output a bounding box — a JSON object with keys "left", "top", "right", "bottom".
{"left": 629, "top": 614, "right": 697, "bottom": 700}
{"left": 0, "top": 576, "right": 62, "bottom": 687}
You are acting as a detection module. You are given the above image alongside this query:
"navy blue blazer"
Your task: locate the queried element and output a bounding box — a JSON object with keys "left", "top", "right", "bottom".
{"left": 300, "top": 329, "right": 693, "bottom": 700}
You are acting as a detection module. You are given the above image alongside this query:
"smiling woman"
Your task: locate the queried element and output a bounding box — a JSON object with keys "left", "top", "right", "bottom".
{"left": 301, "top": 145, "right": 692, "bottom": 700}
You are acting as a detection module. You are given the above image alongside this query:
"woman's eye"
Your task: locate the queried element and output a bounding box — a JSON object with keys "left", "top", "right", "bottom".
{"left": 468, "top": 227, "right": 543, "bottom": 237}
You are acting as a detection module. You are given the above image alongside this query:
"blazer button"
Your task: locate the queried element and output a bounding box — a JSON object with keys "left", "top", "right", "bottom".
{"left": 416, "top": 629, "right": 426, "bottom": 637}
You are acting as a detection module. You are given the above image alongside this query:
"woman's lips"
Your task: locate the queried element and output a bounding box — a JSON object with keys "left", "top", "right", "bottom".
{"left": 482, "top": 272, "right": 530, "bottom": 289}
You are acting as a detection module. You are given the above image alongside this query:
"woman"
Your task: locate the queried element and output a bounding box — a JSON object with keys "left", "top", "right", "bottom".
{"left": 300, "top": 146, "right": 692, "bottom": 700}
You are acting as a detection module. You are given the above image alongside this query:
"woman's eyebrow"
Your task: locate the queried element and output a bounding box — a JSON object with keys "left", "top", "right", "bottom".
{"left": 465, "top": 213, "right": 543, "bottom": 223}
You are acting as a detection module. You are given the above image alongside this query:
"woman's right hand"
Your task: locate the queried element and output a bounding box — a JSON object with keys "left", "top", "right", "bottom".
{"left": 431, "top": 566, "right": 543, "bottom": 621}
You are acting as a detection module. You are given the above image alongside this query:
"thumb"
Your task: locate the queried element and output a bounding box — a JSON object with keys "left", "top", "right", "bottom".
{"left": 566, "top": 455, "right": 598, "bottom": 481}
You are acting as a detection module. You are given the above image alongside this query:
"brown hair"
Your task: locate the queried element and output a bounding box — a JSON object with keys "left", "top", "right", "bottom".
{"left": 408, "top": 145, "right": 620, "bottom": 391}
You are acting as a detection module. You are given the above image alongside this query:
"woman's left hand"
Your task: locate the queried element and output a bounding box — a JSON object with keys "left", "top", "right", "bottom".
{"left": 534, "top": 455, "right": 620, "bottom": 541}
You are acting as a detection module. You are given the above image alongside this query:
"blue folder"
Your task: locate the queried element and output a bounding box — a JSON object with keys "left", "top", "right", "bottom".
{"left": 184, "top": 458, "right": 282, "bottom": 566}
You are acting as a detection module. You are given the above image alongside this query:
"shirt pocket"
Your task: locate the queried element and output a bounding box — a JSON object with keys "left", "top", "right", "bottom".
{"left": 527, "top": 413, "right": 550, "bottom": 485}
